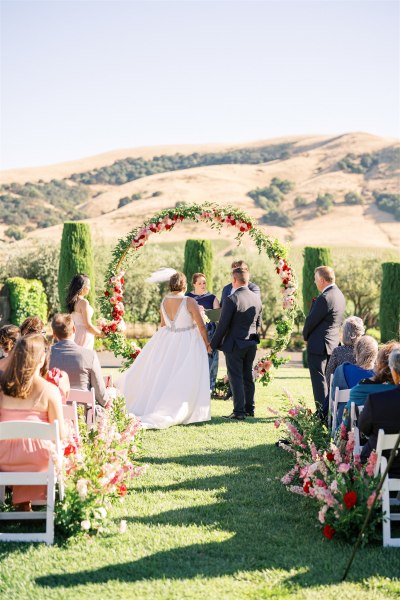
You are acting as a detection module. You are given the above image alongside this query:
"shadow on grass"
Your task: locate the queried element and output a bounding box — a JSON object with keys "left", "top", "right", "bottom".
{"left": 35, "top": 444, "right": 399, "bottom": 591}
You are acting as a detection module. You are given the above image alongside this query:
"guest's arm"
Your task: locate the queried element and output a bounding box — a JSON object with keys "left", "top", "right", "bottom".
{"left": 213, "top": 296, "right": 220, "bottom": 309}
{"left": 303, "top": 296, "right": 328, "bottom": 340}
{"left": 325, "top": 348, "right": 338, "bottom": 382}
{"left": 90, "top": 353, "right": 107, "bottom": 406}
{"left": 358, "top": 396, "right": 373, "bottom": 437}
{"left": 210, "top": 297, "right": 235, "bottom": 350}
{"left": 47, "top": 386, "right": 66, "bottom": 440}
{"left": 187, "top": 297, "right": 208, "bottom": 347}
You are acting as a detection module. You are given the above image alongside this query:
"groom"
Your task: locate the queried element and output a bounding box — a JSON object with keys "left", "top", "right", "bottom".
{"left": 209, "top": 266, "right": 262, "bottom": 420}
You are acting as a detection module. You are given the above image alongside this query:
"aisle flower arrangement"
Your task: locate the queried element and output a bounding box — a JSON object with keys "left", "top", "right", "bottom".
{"left": 274, "top": 393, "right": 383, "bottom": 544}
{"left": 99, "top": 202, "right": 298, "bottom": 384}
{"left": 55, "top": 392, "right": 147, "bottom": 538}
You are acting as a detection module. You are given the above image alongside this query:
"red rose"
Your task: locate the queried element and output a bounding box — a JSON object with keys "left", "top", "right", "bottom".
{"left": 343, "top": 491, "right": 357, "bottom": 509}
{"left": 303, "top": 480, "right": 313, "bottom": 494}
{"left": 104, "top": 291, "right": 110, "bottom": 297}
{"left": 165, "top": 224, "right": 172, "bottom": 230}
{"left": 117, "top": 484, "right": 127, "bottom": 496}
{"left": 64, "top": 443, "right": 76, "bottom": 457}
{"left": 111, "top": 323, "right": 117, "bottom": 332}
{"left": 120, "top": 277, "right": 125, "bottom": 284}
{"left": 326, "top": 452, "right": 334, "bottom": 462}
{"left": 323, "top": 524, "right": 335, "bottom": 540}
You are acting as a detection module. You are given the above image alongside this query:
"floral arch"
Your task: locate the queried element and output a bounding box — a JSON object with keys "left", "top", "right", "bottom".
{"left": 99, "top": 203, "right": 298, "bottom": 386}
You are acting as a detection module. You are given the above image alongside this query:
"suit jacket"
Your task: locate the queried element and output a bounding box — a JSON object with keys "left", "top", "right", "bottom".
{"left": 303, "top": 285, "right": 346, "bottom": 355}
{"left": 358, "top": 386, "right": 400, "bottom": 477}
{"left": 49, "top": 339, "right": 107, "bottom": 406}
{"left": 220, "top": 280, "right": 260, "bottom": 306}
{"left": 211, "top": 286, "right": 262, "bottom": 353}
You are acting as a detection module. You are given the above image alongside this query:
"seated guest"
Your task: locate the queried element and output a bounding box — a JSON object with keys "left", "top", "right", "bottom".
{"left": 49, "top": 314, "right": 107, "bottom": 406}
{"left": 331, "top": 335, "right": 378, "bottom": 426}
{"left": 0, "top": 333, "right": 65, "bottom": 510}
{"left": 325, "top": 316, "right": 365, "bottom": 383}
{"left": 220, "top": 260, "right": 260, "bottom": 306}
{"left": 20, "top": 315, "right": 45, "bottom": 337}
{"left": 342, "top": 340, "right": 400, "bottom": 429}
{"left": 359, "top": 349, "right": 400, "bottom": 477}
{"left": 0, "top": 324, "right": 20, "bottom": 371}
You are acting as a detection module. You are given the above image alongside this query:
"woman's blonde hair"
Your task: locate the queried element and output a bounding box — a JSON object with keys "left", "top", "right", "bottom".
{"left": 169, "top": 271, "right": 187, "bottom": 292}
{"left": 0, "top": 334, "right": 47, "bottom": 399}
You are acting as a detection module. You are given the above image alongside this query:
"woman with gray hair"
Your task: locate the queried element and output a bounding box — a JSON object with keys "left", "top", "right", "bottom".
{"left": 325, "top": 316, "right": 365, "bottom": 383}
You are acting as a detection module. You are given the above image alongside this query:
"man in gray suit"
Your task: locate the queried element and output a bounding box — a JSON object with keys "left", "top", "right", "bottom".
{"left": 303, "top": 266, "right": 346, "bottom": 416}
{"left": 210, "top": 267, "right": 262, "bottom": 420}
{"left": 49, "top": 314, "right": 107, "bottom": 406}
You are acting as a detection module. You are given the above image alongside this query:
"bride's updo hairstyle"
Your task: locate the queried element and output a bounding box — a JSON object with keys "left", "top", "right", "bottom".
{"left": 169, "top": 271, "right": 187, "bottom": 292}
{"left": 0, "top": 333, "right": 47, "bottom": 399}
{"left": 66, "top": 273, "right": 90, "bottom": 313}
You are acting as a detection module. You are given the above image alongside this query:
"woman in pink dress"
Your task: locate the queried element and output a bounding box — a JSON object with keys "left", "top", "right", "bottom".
{"left": 66, "top": 273, "right": 103, "bottom": 349}
{"left": 0, "top": 334, "right": 65, "bottom": 511}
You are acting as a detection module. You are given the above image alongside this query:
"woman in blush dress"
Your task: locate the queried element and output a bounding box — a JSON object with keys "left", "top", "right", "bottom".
{"left": 0, "top": 334, "right": 65, "bottom": 511}
{"left": 66, "top": 273, "right": 102, "bottom": 350}
{"left": 186, "top": 272, "right": 220, "bottom": 392}
{"left": 117, "top": 272, "right": 211, "bottom": 429}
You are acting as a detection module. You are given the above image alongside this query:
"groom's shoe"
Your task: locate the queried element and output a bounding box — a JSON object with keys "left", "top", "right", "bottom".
{"left": 222, "top": 412, "right": 246, "bottom": 421}
{"left": 245, "top": 411, "right": 254, "bottom": 417}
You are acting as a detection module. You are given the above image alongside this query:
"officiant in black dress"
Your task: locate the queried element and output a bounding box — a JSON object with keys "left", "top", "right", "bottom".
{"left": 186, "top": 273, "right": 220, "bottom": 391}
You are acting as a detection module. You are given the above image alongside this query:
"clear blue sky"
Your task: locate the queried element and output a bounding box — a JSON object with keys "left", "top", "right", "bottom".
{"left": 1, "top": 0, "right": 399, "bottom": 169}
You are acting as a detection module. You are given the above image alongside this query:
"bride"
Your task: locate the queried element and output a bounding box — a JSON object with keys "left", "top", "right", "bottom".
{"left": 117, "top": 271, "right": 211, "bottom": 429}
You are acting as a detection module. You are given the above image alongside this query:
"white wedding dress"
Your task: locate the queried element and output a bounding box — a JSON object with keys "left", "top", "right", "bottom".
{"left": 117, "top": 296, "right": 211, "bottom": 429}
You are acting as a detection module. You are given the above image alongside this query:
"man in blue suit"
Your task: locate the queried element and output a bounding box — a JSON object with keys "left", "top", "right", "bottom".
{"left": 303, "top": 266, "right": 346, "bottom": 415}
{"left": 220, "top": 260, "right": 260, "bottom": 306}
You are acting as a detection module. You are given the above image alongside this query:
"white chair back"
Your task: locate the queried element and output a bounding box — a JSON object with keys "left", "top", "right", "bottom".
{"left": 62, "top": 401, "right": 79, "bottom": 441}
{"left": 328, "top": 374, "right": 334, "bottom": 428}
{"left": 331, "top": 387, "right": 350, "bottom": 436}
{"left": 374, "top": 429, "right": 400, "bottom": 547}
{"left": 351, "top": 402, "right": 364, "bottom": 456}
{"left": 68, "top": 387, "right": 96, "bottom": 428}
{"left": 0, "top": 419, "right": 62, "bottom": 545}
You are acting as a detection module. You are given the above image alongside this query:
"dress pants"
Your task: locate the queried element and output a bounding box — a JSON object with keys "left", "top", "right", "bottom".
{"left": 307, "top": 351, "right": 329, "bottom": 415}
{"left": 225, "top": 345, "right": 257, "bottom": 416}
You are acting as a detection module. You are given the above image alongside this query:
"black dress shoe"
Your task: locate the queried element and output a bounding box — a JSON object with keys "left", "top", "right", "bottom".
{"left": 222, "top": 413, "right": 246, "bottom": 421}
{"left": 246, "top": 411, "right": 254, "bottom": 417}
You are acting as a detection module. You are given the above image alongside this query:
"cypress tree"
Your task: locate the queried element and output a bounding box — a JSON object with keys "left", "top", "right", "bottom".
{"left": 380, "top": 262, "right": 400, "bottom": 342}
{"left": 58, "top": 222, "right": 95, "bottom": 312}
{"left": 183, "top": 239, "right": 213, "bottom": 292}
{"left": 302, "top": 246, "right": 332, "bottom": 314}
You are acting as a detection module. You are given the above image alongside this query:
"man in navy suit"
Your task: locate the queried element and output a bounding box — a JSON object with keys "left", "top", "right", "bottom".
{"left": 210, "top": 267, "right": 262, "bottom": 420}
{"left": 303, "top": 266, "right": 346, "bottom": 415}
{"left": 220, "top": 260, "right": 260, "bottom": 306}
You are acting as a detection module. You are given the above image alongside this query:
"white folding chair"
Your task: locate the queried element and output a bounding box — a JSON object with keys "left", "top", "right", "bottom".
{"left": 0, "top": 420, "right": 63, "bottom": 545}
{"left": 331, "top": 387, "right": 350, "bottom": 436}
{"left": 68, "top": 388, "right": 96, "bottom": 428}
{"left": 62, "top": 401, "right": 80, "bottom": 441}
{"left": 374, "top": 429, "right": 400, "bottom": 547}
{"left": 351, "top": 402, "right": 364, "bottom": 456}
{"left": 327, "top": 375, "right": 334, "bottom": 428}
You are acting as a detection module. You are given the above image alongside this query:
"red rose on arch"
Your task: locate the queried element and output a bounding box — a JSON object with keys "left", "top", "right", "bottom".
{"left": 303, "top": 480, "right": 313, "bottom": 494}
{"left": 323, "top": 524, "right": 336, "bottom": 540}
{"left": 343, "top": 490, "right": 357, "bottom": 509}
{"left": 117, "top": 484, "right": 127, "bottom": 496}
{"left": 104, "top": 291, "right": 110, "bottom": 297}
{"left": 326, "top": 452, "right": 334, "bottom": 462}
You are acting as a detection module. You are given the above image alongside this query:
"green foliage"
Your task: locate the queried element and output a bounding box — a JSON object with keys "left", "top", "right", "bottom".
{"left": 260, "top": 211, "right": 294, "bottom": 227}
{"left": 374, "top": 192, "right": 400, "bottom": 220}
{"left": 5, "top": 277, "right": 48, "bottom": 325}
{"left": 183, "top": 239, "right": 213, "bottom": 292}
{"left": 338, "top": 153, "right": 379, "bottom": 174}
{"left": 316, "top": 193, "right": 334, "bottom": 214}
{"left": 4, "top": 226, "right": 25, "bottom": 240}
{"left": 69, "top": 143, "right": 294, "bottom": 185}
{"left": 302, "top": 247, "right": 332, "bottom": 313}
{"left": 58, "top": 222, "right": 95, "bottom": 311}
{"left": 248, "top": 178, "right": 295, "bottom": 228}
{"left": 294, "top": 196, "right": 308, "bottom": 208}
{"left": 118, "top": 193, "right": 142, "bottom": 209}
{"left": 335, "top": 257, "right": 381, "bottom": 330}
{"left": 270, "top": 177, "right": 295, "bottom": 193}
{"left": 344, "top": 191, "right": 363, "bottom": 205}
{"left": 380, "top": 262, "right": 400, "bottom": 342}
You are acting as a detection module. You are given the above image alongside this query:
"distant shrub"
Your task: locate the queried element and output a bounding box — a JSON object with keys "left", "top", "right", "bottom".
{"left": 270, "top": 177, "right": 295, "bottom": 194}
{"left": 374, "top": 192, "right": 400, "bottom": 220}
{"left": 152, "top": 191, "right": 162, "bottom": 197}
{"left": 259, "top": 211, "right": 294, "bottom": 227}
{"left": 344, "top": 192, "right": 363, "bottom": 205}
{"left": 132, "top": 193, "right": 142, "bottom": 201}
{"left": 294, "top": 196, "right": 308, "bottom": 208}
{"left": 338, "top": 153, "right": 378, "bottom": 174}
{"left": 248, "top": 178, "right": 294, "bottom": 228}
{"left": 5, "top": 226, "right": 25, "bottom": 240}
{"left": 316, "top": 193, "right": 334, "bottom": 214}
{"left": 6, "top": 277, "right": 48, "bottom": 325}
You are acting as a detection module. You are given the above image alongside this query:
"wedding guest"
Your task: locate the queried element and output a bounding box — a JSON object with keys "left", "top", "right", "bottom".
{"left": 359, "top": 348, "right": 400, "bottom": 476}
{"left": 341, "top": 340, "right": 400, "bottom": 430}
{"left": 331, "top": 335, "right": 378, "bottom": 427}
{"left": 0, "top": 324, "right": 20, "bottom": 371}
{"left": 186, "top": 272, "right": 220, "bottom": 391}
{"left": 66, "top": 273, "right": 102, "bottom": 350}
{"left": 49, "top": 314, "right": 107, "bottom": 406}
{"left": 210, "top": 267, "right": 262, "bottom": 420}
{"left": 20, "top": 315, "right": 45, "bottom": 337}
{"left": 303, "top": 266, "right": 346, "bottom": 416}
{"left": 325, "top": 316, "right": 365, "bottom": 383}
{"left": 220, "top": 260, "right": 260, "bottom": 306}
{"left": 0, "top": 333, "right": 65, "bottom": 510}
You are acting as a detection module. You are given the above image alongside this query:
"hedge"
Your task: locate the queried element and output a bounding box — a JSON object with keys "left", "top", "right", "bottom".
{"left": 380, "top": 262, "right": 400, "bottom": 342}
{"left": 6, "top": 277, "right": 48, "bottom": 326}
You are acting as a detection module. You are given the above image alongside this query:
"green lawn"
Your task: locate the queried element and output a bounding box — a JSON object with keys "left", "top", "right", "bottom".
{"left": 0, "top": 367, "right": 399, "bottom": 599}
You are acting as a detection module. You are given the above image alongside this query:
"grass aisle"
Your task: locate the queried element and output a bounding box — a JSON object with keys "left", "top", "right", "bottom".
{"left": 0, "top": 368, "right": 399, "bottom": 599}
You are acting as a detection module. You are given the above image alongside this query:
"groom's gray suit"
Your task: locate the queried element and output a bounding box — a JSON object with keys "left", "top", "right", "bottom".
{"left": 210, "top": 286, "right": 262, "bottom": 417}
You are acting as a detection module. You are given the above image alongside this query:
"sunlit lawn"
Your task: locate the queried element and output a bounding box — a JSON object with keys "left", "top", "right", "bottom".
{"left": 0, "top": 367, "right": 399, "bottom": 599}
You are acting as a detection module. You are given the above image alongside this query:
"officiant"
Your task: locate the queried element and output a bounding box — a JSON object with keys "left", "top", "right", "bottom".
{"left": 186, "top": 273, "right": 220, "bottom": 392}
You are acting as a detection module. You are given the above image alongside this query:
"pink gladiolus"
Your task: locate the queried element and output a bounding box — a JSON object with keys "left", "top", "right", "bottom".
{"left": 267, "top": 406, "right": 279, "bottom": 416}
{"left": 338, "top": 463, "right": 351, "bottom": 473}
{"left": 365, "top": 451, "right": 378, "bottom": 476}
{"left": 318, "top": 505, "right": 328, "bottom": 524}
{"left": 274, "top": 420, "right": 281, "bottom": 428}
{"left": 367, "top": 492, "right": 377, "bottom": 510}
{"left": 288, "top": 408, "right": 299, "bottom": 417}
